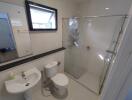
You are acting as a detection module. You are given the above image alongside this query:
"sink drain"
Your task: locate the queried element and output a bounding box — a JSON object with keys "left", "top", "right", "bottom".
{"left": 25, "top": 83, "right": 30, "bottom": 86}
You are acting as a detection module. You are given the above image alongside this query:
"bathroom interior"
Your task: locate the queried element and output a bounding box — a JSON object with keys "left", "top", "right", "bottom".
{"left": 0, "top": 0, "right": 132, "bottom": 100}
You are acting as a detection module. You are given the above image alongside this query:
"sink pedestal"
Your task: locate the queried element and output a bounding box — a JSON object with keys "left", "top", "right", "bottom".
{"left": 24, "top": 90, "right": 32, "bottom": 100}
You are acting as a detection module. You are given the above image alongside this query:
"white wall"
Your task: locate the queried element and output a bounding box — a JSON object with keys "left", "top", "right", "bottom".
{"left": 117, "top": 55, "right": 132, "bottom": 100}
{"left": 79, "top": 0, "right": 132, "bottom": 16}
{"left": 29, "top": 0, "right": 77, "bottom": 55}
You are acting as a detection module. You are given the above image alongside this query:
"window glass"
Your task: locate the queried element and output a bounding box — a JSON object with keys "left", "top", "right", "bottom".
{"left": 26, "top": 1, "right": 57, "bottom": 31}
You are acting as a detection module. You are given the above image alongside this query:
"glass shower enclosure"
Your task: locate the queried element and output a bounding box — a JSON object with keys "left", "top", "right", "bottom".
{"left": 62, "top": 15, "right": 127, "bottom": 94}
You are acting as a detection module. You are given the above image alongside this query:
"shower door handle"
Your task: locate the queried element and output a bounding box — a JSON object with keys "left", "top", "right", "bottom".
{"left": 106, "top": 50, "right": 116, "bottom": 55}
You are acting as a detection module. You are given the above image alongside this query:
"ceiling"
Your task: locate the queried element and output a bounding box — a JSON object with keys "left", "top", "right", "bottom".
{"left": 72, "top": 0, "right": 89, "bottom": 3}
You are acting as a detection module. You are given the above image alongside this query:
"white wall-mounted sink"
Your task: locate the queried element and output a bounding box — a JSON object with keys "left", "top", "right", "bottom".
{"left": 5, "top": 67, "right": 41, "bottom": 94}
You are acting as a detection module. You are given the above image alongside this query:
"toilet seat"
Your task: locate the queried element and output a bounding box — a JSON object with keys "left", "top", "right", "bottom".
{"left": 51, "top": 73, "right": 69, "bottom": 87}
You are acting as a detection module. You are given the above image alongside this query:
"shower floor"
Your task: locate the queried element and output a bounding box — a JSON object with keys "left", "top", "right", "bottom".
{"left": 77, "top": 72, "right": 100, "bottom": 94}
{"left": 67, "top": 72, "right": 100, "bottom": 94}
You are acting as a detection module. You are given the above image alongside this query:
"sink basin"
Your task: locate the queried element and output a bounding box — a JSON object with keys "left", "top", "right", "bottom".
{"left": 5, "top": 67, "right": 41, "bottom": 94}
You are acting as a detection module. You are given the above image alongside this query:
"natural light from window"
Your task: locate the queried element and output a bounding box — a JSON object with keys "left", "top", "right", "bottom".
{"left": 30, "top": 5, "right": 56, "bottom": 29}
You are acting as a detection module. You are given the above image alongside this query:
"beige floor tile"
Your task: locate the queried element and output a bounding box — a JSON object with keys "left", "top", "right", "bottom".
{"left": 32, "top": 77, "right": 99, "bottom": 100}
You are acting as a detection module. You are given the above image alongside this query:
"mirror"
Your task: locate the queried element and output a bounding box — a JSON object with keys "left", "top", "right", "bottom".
{"left": 0, "top": 13, "right": 18, "bottom": 63}
{"left": 0, "top": 1, "right": 32, "bottom": 64}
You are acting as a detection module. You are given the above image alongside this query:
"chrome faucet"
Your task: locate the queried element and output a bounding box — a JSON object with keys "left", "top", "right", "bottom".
{"left": 21, "top": 71, "right": 27, "bottom": 80}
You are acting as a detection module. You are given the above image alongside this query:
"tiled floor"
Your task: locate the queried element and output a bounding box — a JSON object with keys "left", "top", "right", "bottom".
{"left": 32, "top": 77, "right": 99, "bottom": 100}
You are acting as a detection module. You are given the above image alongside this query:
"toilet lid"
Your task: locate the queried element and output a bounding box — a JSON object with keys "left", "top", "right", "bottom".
{"left": 51, "top": 73, "right": 69, "bottom": 86}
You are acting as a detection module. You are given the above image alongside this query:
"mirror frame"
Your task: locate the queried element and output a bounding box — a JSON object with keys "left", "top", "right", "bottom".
{"left": 25, "top": 0, "right": 58, "bottom": 31}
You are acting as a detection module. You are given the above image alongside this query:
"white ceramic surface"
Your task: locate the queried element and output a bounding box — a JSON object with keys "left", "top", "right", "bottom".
{"left": 5, "top": 68, "right": 41, "bottom": 94}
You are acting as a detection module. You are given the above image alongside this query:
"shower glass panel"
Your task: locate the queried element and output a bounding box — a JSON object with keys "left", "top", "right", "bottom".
{"left": 62, "top": 15, "right": 127, "bottom": 94}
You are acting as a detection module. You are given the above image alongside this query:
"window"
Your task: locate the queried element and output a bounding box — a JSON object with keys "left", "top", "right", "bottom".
{"left": 25, "top": 1, "right": 58, "bottom": 31}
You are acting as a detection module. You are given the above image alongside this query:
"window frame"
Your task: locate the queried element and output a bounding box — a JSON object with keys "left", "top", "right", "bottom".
{"left": 25, "top": 0, "right": 58, "bottom": 31}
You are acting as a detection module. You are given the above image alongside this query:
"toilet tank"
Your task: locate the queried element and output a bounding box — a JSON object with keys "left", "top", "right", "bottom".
{"left": 45, "top": 61, "right": 58, "bottom": 78}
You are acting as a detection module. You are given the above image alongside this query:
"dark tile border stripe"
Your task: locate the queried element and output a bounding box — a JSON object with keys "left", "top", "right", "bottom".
{"left": 0, "top": 47, "right": 65, "bottom": 72}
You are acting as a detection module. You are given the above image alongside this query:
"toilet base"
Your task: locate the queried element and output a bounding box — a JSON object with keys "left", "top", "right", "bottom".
{"left": 50, "top": 86, "right": 68, "bottom": 99}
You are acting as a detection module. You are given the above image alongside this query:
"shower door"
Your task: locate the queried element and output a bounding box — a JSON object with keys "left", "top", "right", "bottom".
{"left": 62, "top": 15, "right": 127, "bottom": 94}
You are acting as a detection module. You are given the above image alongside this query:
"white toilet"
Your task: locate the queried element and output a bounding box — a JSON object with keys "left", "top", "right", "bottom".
{"left": 44, "top": 61, "right": 69, "bottom": 98}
